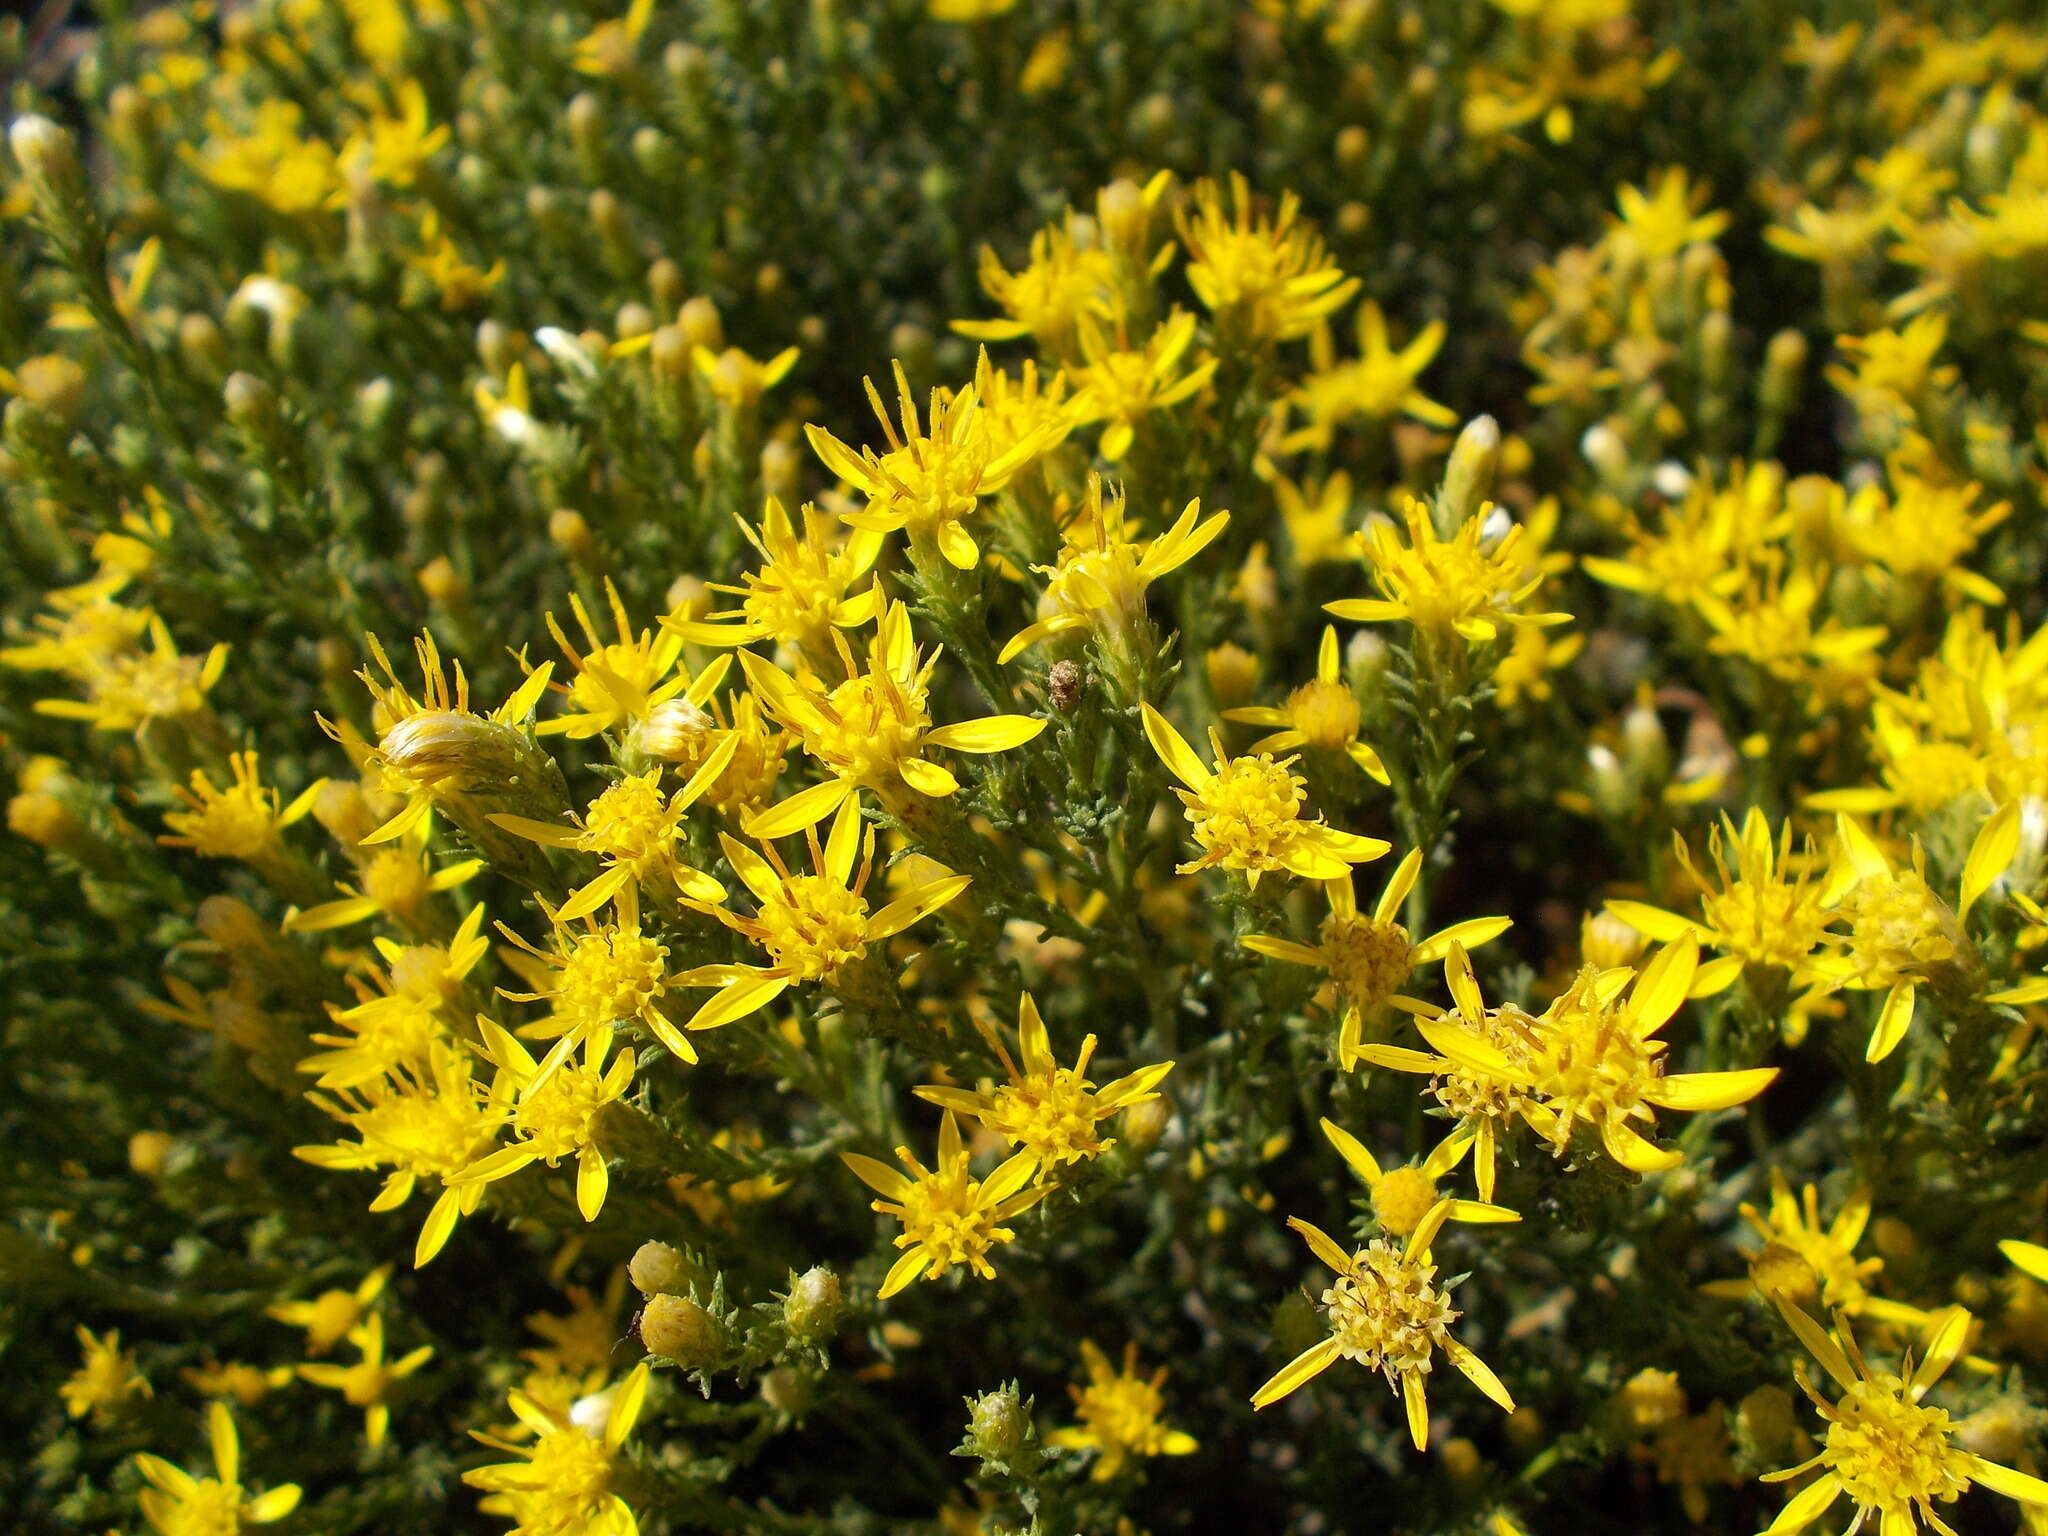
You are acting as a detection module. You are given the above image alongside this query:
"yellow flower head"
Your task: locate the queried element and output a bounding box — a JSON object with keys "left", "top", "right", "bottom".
{"left": 953, "top": 215, "right": 1117, "bottom": 357}
{"left": 1758, "top": 1298, "right": 2048, "bottom": 1536}
{"left": 1067, "top": 309, "right": 1219, "bottom": 460}
{"left": 465, "top": 1364, "right": 651, "bottom": 1536}
{"left": 662, "top": 497, "right": 886, "bottom": 669}
{"left": 1701, "top": 1170, "right": 1917, "bottom": 1324}
{"left": 1223, "top": 625, "right": 1389, "bottom": 781}
{"left": 338, "top": 630, "right": 553, "bottom": 846}
{"left": 1327, "top": 498, "right": 1570, "bottom": 646}
{"left": 740, "top": 600, "right": 1046, "bottom": 836}
{"left": 540, "top": 580, "right": 713, "bottom": 740}
{"left": 159, "top": 751, "right": 322, "bottom": 862}
{"left": 1142, "top": 702, "right": 1390, "bottom": 887}
{"left": 453, "top": 1019, "right": 636, "bottom": 1223}
{"left": 572, "top": 0, "right": 656, "bottom": 75}
{"left": 841, "top": 1111, "right": 1049, "bottom": 1297}
{"left": 31, "top": 614, "right": 228, "bottom": 736}
{"left": 1412, "top": 938, "right": 1778, "bottom": 1175}
{"left": 1607, "top": 167, "right": 1731, "bottom": 262}
{"left": 497, "top": 894, "right": 681, "bottom": 1073}
{"left": 999, "top": 479, "right": 1229, "bottom": 663}
{"left": 806, "top": 359, "right": 1059, "bottom": 570}
{"left": 1608, "top": 810, "right": 1835, "bottom": 977}
{"left": 673, "top": 793, "right": 971, "bottom": 1036}
{"left": 1044, "top": 1340, "right": 1198, "bottom": 1480}
{"left": 1175, "top": 173, "right": 1361, "bottom": 347}
{"left": 1282, "top": 301, "right": 1456, "bottom": 454}
{"left": 266, "top": 1265, "right": 392, "bottom": 1355}
{"left": 62, "top": 1326, "right": 152, "bottom": 1422}
{"left": 916, "top": 992, "right": 1173, "bottom": 1173}
{"left": 295, "top": 1311, "right": 434, "bottom": 1449}
{"left": 1251, "top": 1203, "right": 1515, "bottom": 1449}
{"left": 1244, "top": 847, "right": 1511, "bottom": 1057}
{"left": 491, "top": 739, "right": 736, "bottom": 923}
{"left": 296, "top": 1041, "right": 502, "bottom": 1265}
{"left": 134, "top": 1402, "right": 301, "bottom": 1536}
{"left": 1319, "top": 1117, "right": 1521, "bottom": 1238}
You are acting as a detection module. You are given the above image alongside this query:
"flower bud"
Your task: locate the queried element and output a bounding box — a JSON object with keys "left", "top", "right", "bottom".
{"left": 1441, "top": 415, "right": 1507, "bottom": 528}
{"left": 676, "top": 296, "right": 724, "bottom": 354}
{"left": 16, "top": 355, "right": 85, "bottom": 428}
{"left": 549, "top": 509, "right": 601, "bottom": 568}
{"left": 179, "top": 314, "right": 230, "bottom": 380}
{"left": 1205, "top": 643, "right": 1259, "bottom": 709}
{"left": 963, "top": 1386, "right": 1030, "bottom": 1461}
{"left": 783, "top": 1266, "right": 843, "bottom": 1345}
{"left": 128, "top": 1130, "right": 175, "bottom": 1177}
{"left": 10, "top": 114, "right": 91, "bottom": 216}
{"left": 223, "top": 371, "right": 278, "bottom": 434}
{"left": 639, "top": 1293, "right": 725, "bottom": 1367}
{"left": 1611, "top": 1367, "right": 1684, "bottom": 1436}
{"left": 629, "top": 1240, "right": 703, "bottom": 1296}
{"left": 760, "top": 1367, "right": 813, "bottom": 1416}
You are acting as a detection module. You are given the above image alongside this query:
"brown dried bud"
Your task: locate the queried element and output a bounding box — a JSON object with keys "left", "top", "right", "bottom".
{"left": 1048, "top": 660, "right": 1083, "bottom": 712}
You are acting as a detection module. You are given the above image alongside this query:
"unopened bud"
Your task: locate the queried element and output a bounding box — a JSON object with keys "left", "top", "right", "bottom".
{"left": 676, "top": 297, "right": 723, "bottom": 353}
{"left": 15, "top": 355, "right": 85, "bottom": 428}
{"left": 783, "top": 1266, "right": 842, "bottom": 1345}
{"left": 1205, "top": 643, "right": 1258, "bottom": 708}
{"left": 223, "top": 371, "right": 277, "bottom": 433}
{"left": 417, "top": 556, "right": 466, "bottom": 604}
{"left": 1441, "top": 417, "right": 1507, "bottom": 528}
{"left": 647, "top": 258, "right": 685, "bottom": 317}
{"left": 629, "top": 1239, "right": 701, "bottom": 1296}
{"left": 550, "top": 509, "right": 600, "bottom": 567}
{"left": 10, "top": 113, "right": 86, "bottom": 203}
{"left": 179, "top": 314, "right": 229, "bottom": 379}
{"left": 7, "top": 790, "right": 78, "bottom": 851}
{"left": 964, "top": 1386, "right": 1030, "bottom": 1461}
{"left": 639, "top": 1293, "right": 725, "bottom": 1367}
{"left": 128, "top": 1130, "right": 175, "bottom": 1177}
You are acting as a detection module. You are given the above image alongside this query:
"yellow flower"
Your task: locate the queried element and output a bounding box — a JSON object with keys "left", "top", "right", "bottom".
{"left": 1581, "top": 460, "right": 1783, "bottom": 610}
{"left": 31, "top": 614, "right": 228, "bottom": 736}
{"left": 1758, "top": 1297, "right": 2048, "bottom": 1536}
{"left": 408, "top": 209, "right": 504, "bottom": 310}
{"left": 1805, "top": 806, "right": 2019, "bottom": 1062}
{"left": 452, "top": 1019, "right": 637, "bottom": 1222}
{"left": 739, "top": 601, "right": 1046, "bottom": 837}
{"left": 490, "top": 739, "right": 736, "bottom": 923}
{"left": 159, "top": 751, "right": 323, "bottom": 862}
{"left": 134, "top": 1402, "right": 301, "bottom": 1536}
{"left": 180, "top": 1361, "right": 293, "bottom": 1407}
{"left": 840, "top": 1111, "right": 1049, "bottom": 1298}
{"left": 284, "top": 847, "right": 484, "bottom": 937}
{"left": 999, "top": 480, "right": 1229, "bottom": 663}
{"left": 1244, "top": 847, "right": 1511, "bottom": 1057}
{"left": 295, "top": 1040, "right": 503, "bottom": 1266}
{"left": 1223, "top": 624, "right": 1389, "bottom": 781}
{"left": 295, "top": 1312, "right": 434, "bottom": 1449}
{"left": 0, "top": 589, "right": 152, "bottom": 678}
{"left": 1701, "top": 1170, "right": 1925, "bottom": 1326}
{"left": 1327, "top": 498, "right": 1570, "bottom": 645}
{"left": 952, "top": 216, "right": 1116, "bottom": 357}
{"left": 1693, "top": 559, "right": 1886, "bottom": 685}
{"left": 340, "top": 629, "right": 555, "bottom": 846}
{"left": 805, "top": 359, "right": 1059, "bottom": 570}
{"left": 1142, "top": 701, "right": 1390, "bottom": 888}
{"left": 1282, "top": 302, "right": 1457, "bottom": 453}
{"left": 497, "top": 894, "right": 685, "bottom": 1074}
{"left": 266, "top": 1264, "right": 392, "bottom": 1354}
{"left": 681, "top": 793, "right": 970, "bottom": 1027}
{"left": 1044, "top": 1340, "right": 1198, "bottom": 1480}
{"left": 1607, "top": 167, "right": 1730, "bottom": 261}
{"left": 1318, "top": 1117, "right": 1520, "bottom": 1238}
{"left": 62, "top": 1326, "right": 152, "bottom": 1422}
{"left": 1066, "top": 309, "right": 1219, "bottom": 460}
{"left": 693, "top": 343, "right": 801, "bottom": 409}
{"left": 184, "top": 99, "right": 340, "bottom": 215}
{"left": 522, "top": 1273, "right": 630, "bottom": 1376}
{"left": 1175, "top": 173, "right": 1361, "bottom": 347}
{"left": 465, "top": 1364, "right": 651, "bottom": 1536}
{"left": 1492, "top": 620, "right": 1584, "bottom": 707}
{"left": 915, "top": 992, "right": 1173, "bottom": 1174}
{"left": 342, "top": 78, "right": 447, "bottom": 188}
{"left": 1250, "top": 1200, "right": 1515, "bottom": 1449}
{"left": 661, "top": 497, "right": 886, "bottom": 669}
{"left": 929, "top": 0, "right": 1019, "bottom": 20}
{"left": 539, "top": 580, "right": 717, "bottom": 740}
{"left": 1270, "top": 469, "right": 1355, "bottom": 567}
{"left": 1607, "top": 810, "right": 1834, "bottom": 979}
{"left": 1410, "top": 938, "right": 1779, "bottom": 1175}
{"left": 572, "top": 0, "right": 656, "bottom": 75}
